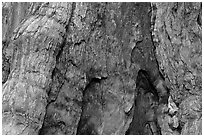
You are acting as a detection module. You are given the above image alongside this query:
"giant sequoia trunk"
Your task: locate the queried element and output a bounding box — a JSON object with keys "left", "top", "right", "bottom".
{"left": 2, "top": 2, "right": 202, "bottom": 135}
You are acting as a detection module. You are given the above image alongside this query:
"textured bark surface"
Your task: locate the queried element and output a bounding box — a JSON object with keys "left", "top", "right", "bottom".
{"left": 2, "top": 2, "right": 202, "bottom": 135}
{"left": 2, "top": 2, "right": 73, "bottom": 134}
{"left": 152, "top": 2, "right": 202, "bottom": 135}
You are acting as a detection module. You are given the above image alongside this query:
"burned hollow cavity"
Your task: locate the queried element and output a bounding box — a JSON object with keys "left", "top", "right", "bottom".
{"left": 126, "top": 69, "right": 161, "bottom": 135}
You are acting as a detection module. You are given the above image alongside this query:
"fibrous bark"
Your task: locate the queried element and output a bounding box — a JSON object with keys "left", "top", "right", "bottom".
{"left": 152, "top": 2, "right": 202, "bottom": 135}
{"left": 2, "top": 2, "right": 202, "bottom": 135}
{"left": 2, "top": 2, "right": 73, "bottom": 134}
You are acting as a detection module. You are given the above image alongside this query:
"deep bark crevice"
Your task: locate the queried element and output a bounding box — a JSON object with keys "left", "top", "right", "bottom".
{"left": 126, "top": 69, "right": 161, "bottom": 135}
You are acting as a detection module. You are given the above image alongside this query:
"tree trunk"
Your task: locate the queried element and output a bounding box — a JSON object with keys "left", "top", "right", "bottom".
{"left": 2, "top": 2, "right": 202, "bottom": 135}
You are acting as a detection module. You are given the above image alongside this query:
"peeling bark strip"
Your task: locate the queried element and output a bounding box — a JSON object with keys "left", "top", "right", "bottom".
{"left": 2, "top": 2, "right": 202, "bottom": 135}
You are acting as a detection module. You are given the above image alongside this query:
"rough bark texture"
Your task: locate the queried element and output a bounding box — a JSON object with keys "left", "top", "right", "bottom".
{"left": 2, "top": 2, "right": 202, "bottom": 135}
{"left": 152, "top": 2, "right": 202, "bottom": 135}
